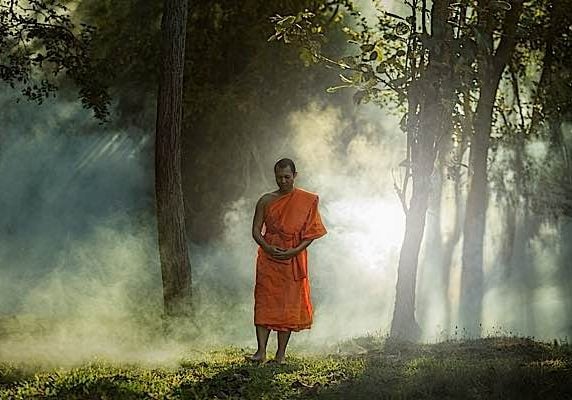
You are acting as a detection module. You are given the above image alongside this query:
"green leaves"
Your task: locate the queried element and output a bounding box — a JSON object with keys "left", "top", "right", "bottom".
{"left": 277, "top": 15, "right": 297, "bottom": 28}
{"left": 0, "top": 0, "right": 110, "bottom": 121}
{"left": 268, "top": 10, "right": 325, "bottom": 58}
{"left": 326, "top": 84, "right": 352, "bottom": 93}
{"left": 269, "top": 1, "right": 410, "bottom": 109}
{"left": 339, "top": 73, "right": 353, "bottom": 84}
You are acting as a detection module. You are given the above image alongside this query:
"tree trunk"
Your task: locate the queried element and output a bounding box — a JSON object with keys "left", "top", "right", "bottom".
{"left": 389, "top": 0, "right": 455, "bottom": 341}
{"left": 512, "top": 206, "right": 539, "bottom": 336}
{"left": 500, "top": 202, "right": 517, "bottom": 277}
{"left": 460, "top": 73, "right": 498, "bottom": 337}
{"left": 391, "top": 175, "right": 431, "bottom": 340}
{"left": 417, "top": 167, "right": 443, "bottom": 333}
{"left": 155, "top": 0, "right": 192, "bottom": 316}
{"left": 459, "top": 2, "right": 523, "bottom": 336}
{"left": 440, "top": 138, "right": 467, "bottom": 336}
{"left": 417, "top": 98, "right": 458, "bottom": 336}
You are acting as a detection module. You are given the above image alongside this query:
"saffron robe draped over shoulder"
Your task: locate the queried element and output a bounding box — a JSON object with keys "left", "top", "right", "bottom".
{"left": 254, "top": 187, "right": 327, "bottom": 332}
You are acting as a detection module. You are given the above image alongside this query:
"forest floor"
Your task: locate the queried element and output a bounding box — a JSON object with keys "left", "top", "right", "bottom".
{"left": 0, "top": 335, "right": 571, "bottom": 399}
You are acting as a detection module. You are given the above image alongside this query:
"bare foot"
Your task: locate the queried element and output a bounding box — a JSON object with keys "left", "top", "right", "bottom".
{"left": 244, "top": 352, "right": 266, "bottom": 363}
{"left": 272, "top": 353, "right": 286, "bottom": 364}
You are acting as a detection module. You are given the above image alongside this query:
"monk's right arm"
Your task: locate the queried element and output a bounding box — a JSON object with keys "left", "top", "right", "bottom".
{"left": 252, "top": 196, "right": 271, "bottom": 253}
{"left": 253, "top": 196, "right": 285, "bottom": 258}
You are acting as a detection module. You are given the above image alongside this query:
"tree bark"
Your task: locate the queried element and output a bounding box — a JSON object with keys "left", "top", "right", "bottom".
{"left": 460, "top": 78, "right": 497, "bottom": 336}
{"left": 459, "top": 1, "right": 523, "bottom": 336}
{"left": 155, "top": 0, "right": 192, "bottom": 316}
{"left": 417, "top": 95, "right": 459, "bottom": 335}
{"left": 390, "top": 0, "right": 455, "bottom": 341}
{"left": 391, "top": 173, "right": 432, "bottom": 340}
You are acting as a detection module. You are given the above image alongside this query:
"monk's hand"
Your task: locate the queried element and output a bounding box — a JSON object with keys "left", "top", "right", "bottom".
{"left": 265, "top": 245, "right": 286, "bottom": 258}
{"left": 273, "top": 248, "right": 297, "bottom": 260}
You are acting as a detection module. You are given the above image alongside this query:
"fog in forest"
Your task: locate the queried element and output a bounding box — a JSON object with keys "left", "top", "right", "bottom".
{"left": 1, "top": 0, "right": 571, "bottom": 367}
{"left": 1, "top": 87, "right": 570, "bottom": 366}
{"left": 0, "top": 92, "right": 405, "bottom": 364}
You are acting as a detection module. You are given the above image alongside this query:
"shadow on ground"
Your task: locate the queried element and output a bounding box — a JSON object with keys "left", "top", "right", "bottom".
{"left": 175, "top": 338, "right": 572, "bottom": 399}
{"left": 291, "top": 337, "right": 572, "bottom": 399}
{"left": 1, "top": 337, "right": 571, "bottom": 399}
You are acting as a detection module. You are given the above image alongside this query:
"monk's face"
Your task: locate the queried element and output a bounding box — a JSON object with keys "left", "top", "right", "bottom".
{"left": 275, "top": 166, "right": 297, "bottom": 192}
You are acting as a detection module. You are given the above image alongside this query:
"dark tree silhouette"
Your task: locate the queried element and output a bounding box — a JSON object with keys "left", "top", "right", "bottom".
{"left": 155, "top": 0, "right": 192, "bottom": 316}
{"left": 460, "top": 0, "right": 524, "bottom": 336}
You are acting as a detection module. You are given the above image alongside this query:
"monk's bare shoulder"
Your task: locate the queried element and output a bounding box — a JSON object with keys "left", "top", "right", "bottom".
{"left": 256, "top": 192, "right": 278, "bottom": 209}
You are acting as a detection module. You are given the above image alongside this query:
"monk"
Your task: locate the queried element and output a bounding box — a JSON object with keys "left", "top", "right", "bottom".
{"left": 247, "top": 158, "right": 327, "bottom": 364}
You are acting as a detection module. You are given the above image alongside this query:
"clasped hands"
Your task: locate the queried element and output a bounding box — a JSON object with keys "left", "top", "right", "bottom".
{"left": 264, "top": 245, "right": 299, "bottom": 260}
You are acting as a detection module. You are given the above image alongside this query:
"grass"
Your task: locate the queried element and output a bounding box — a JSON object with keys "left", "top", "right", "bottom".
{"left": 0, "top": 336, "right": 571, "bottom": 399}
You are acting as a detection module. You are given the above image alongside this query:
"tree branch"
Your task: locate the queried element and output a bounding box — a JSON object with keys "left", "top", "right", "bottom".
{"left": 493, "top": 0, "right": 524, "bottom": 74}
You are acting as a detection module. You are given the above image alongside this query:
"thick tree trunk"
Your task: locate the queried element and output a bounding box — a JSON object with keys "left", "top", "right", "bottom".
{"left": 155, "top": 0, "right": 191, "bottom": 316}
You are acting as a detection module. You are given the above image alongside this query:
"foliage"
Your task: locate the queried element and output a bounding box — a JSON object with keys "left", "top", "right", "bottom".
{"left": 488, "top": 0, "right": 572, "bottom": 218}
{"left": 0, "top": 0, "right": 110, "bottom": 120}
{"left": 0, "top": 336, "right": 571, "bottom": 399}
{"left": 74, "top": 0, "right": 162, "bottom": 126}
{"left": 73, "top": 0, "right": 353, "bottom": 241}
{"left": 269, "top": 1, "right": 572, "bottom": 218}
{"left": 269, "top": 4, "right": 407, "bottom": 109}
{"left": 178, "top": 0, "right": 352, "bottom": 241}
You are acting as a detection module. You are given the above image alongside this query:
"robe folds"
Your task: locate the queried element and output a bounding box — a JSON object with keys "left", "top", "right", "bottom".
{"left": 254, "top": 188, "right": 327, "bottom": 332}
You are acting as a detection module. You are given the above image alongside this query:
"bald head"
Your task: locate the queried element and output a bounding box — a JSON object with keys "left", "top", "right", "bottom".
{"left": 274, "top": 158, "right": 296, "bottom": 174}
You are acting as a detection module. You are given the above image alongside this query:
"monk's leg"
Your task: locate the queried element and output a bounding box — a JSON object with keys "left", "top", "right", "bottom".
{"left": 275, "top": 330, "right": 291, "bottom": 363}
{"left": 248, "top": 325, "right": 270, "bottom": 362}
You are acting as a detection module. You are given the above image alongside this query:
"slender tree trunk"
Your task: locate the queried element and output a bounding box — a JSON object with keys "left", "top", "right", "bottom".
{"left": 155, "top": 0, "right": 192, "bottom": 316}
{"left": 460, "top": 72, "right": 498, "bottom": 336}
{"left": 440, "top": 138, "right": 467, "bottom": 336}
{"left": 391, "top": 174, "right": 432, "bottom": 340}
{"left": 418, "top": 101, "right": 459, "bottom": 335}
{"left": 390, "top": 0, "right": 455, "bottom": 341}
{"left": 513, "top": 206, "right": 540, "bottom": 335}
{"left": 500, "top": 202, "right": 517, "bottom": 277}
{"left": 417, "top": 168, "right": 443, "bottom": 333}
{"left": 459, "top": 2, "right": 523, "bottom": 336}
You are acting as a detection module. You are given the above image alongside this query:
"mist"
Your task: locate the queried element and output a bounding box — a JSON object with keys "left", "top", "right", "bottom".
{"left": 0, "top": 82, "right": 405, "bottom": 360}
{"left": 2, "top": 0, "right": 572, "bottom": 364}
{"left": 2, "top": 82, "right": 572, "bottom": 367}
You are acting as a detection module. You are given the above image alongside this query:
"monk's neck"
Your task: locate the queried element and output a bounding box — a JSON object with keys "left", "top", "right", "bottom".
{"left": 277, "top": 187, "right": 296, "bottom": 196}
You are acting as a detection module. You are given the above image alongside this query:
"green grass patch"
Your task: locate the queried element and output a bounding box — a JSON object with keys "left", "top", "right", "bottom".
{"left": 1, "top": 337, "right": 571, "bottom": 399}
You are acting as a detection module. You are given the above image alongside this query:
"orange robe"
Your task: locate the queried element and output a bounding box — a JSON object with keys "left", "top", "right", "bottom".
{"left": 254, "top": 187, "right": 327, "bottom": 332}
